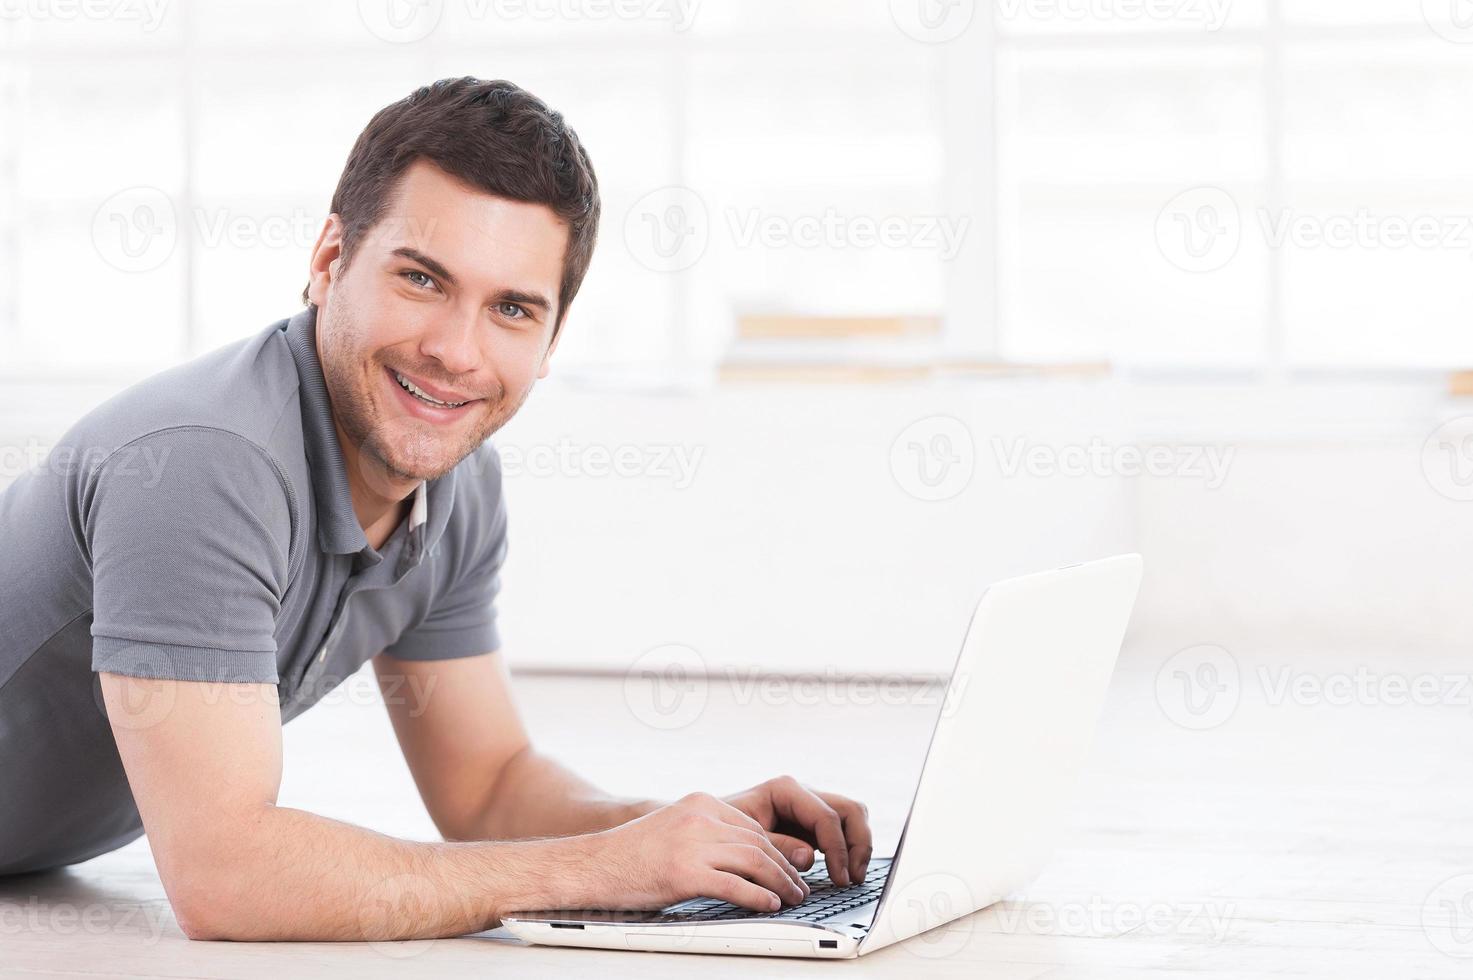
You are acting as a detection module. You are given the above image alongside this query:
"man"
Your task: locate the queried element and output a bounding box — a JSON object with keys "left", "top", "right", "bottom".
{"left": 0, "top": 77, "right": 871, "bottom": 941}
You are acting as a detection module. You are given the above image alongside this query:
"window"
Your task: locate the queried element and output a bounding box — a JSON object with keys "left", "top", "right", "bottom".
{"left": 1, "top": 1, "right": 1468, "bottom": 380}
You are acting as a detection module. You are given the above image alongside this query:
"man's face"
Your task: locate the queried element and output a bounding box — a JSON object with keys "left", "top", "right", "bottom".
{"left": 310, "top": 159, "right": 569, "bottom": 484}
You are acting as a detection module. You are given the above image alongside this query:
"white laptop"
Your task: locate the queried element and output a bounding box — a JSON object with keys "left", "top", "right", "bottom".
{"left": 502, "top": 554, "right": 1143, "bottom": 959}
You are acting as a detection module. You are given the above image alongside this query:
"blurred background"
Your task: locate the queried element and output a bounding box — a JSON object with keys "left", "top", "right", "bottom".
{"left": 2, "top": 0, "right": 1471, "bottom": 678}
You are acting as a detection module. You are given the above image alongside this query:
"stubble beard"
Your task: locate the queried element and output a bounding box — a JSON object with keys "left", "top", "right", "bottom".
{"left": 317, "top": 299, "right": 525, "bottom": 485}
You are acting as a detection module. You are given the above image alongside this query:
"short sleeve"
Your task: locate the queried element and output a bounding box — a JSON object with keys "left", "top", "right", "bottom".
{"left": 84, "top": 427, "right": 294, "bottom": 684}
{"left": 383, "top": 479, "right": 507, "bottom": 662}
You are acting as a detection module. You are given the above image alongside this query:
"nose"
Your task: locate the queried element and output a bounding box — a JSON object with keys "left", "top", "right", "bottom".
{"left": 417, "top": 303, "right": 482, "bottom": 377}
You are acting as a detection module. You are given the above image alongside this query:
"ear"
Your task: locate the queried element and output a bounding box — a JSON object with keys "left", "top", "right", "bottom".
{"left": 306, "top": 214, "right": 346, "bottom": 308}
{"left": 537, "top": 313, "right": 566, "bottom": 380}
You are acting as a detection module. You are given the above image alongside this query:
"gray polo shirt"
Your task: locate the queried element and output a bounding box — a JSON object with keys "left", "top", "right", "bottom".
{"left": 0, "top": 307, "right": 508, "bottom": 876}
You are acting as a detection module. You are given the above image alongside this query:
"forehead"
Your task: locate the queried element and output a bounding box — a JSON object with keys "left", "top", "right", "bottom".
{"left": 370, "top": 159, "right": 569, "bottom": 286}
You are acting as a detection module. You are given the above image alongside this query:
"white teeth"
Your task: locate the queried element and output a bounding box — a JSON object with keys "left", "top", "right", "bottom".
{"left": 394, "top": 370, "right": 466, "bottom": 408}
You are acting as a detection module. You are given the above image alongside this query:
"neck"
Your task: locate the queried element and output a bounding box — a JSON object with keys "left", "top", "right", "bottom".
{"left": 333, "top": 418, "right": 418, "bottom": 550}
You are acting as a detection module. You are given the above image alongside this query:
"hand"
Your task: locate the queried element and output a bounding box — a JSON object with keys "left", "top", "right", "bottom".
{"left": 574, "top": 792, "right": 811, "bottom": 912}
{"left": 722, "top": 776, "right": 873, "bottom": 887}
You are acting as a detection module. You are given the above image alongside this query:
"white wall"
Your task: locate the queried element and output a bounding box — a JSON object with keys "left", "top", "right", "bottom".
{"left": 486, "top": 375, "right": 1472, "bottom": 673}
{"left": 6, "top": 375, "right": 1468, "bottom": 675}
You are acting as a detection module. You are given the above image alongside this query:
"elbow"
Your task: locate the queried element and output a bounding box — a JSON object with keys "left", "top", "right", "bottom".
{"left": 158, "top": 806, "right": 278, "bottom": 941}
{"left": 161, "top": 850, "right": 259, "bottom": 941}
{"left": 172, "top": 895, "right": 236, "bottom": 942}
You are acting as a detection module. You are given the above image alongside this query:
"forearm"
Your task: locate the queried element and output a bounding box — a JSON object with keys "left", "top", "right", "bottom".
{"left": 473, "top": 747, "right": 661, "bottom": 840}
{"left": 169, "top": 802, "right": 590, "bottom": 942}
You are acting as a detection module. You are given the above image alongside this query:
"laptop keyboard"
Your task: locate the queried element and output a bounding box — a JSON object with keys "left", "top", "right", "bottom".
{"left": 654, "top": 857, "right": 891, "bottom": 924}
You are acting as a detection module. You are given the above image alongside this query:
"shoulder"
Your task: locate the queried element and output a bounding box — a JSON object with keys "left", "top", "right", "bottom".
{"left": 61, "top": 319, "right": 300, "bottom": 471}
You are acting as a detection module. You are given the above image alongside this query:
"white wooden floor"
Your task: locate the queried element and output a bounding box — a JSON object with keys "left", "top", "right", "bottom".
{"left": 3, "top": 643, "right": 1470, "bottom": 978}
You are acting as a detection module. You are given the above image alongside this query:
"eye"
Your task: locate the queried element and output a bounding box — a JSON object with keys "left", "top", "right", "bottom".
{"left": 496, "top": 301, "right": 529, "bottom": 320}
{"left": 401, "top": 269, "right": 437, "bottom": 290}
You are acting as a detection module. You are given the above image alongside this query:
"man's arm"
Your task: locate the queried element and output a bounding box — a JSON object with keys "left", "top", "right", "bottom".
{"left": 101, "top": 672, "right": 809, "bottom": 942}
{"left": 375, "top": 652, "right": 875, "bottom": 885}
{"left": 373, "top": 651, "right": 659, "bottom": 841}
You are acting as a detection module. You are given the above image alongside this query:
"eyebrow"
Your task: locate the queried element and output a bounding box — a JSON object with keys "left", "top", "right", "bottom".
{"left": 391, "top": 246, "right": 553, "bottom": 314}
{"left": 392, "top": 246, "right": 457, "bottom": 287}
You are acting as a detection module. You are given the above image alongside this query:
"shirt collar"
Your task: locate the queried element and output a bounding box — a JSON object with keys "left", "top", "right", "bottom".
{"left": 281, "top": 307, "right": 450, "bottom": 563}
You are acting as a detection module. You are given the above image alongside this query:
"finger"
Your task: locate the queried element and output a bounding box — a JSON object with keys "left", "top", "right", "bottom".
{"left": 767, "top": 832, "right": 816, "bottom": 871}
{"left": 735, "top": 827, "right": 809, "bottom": 898}
{"left": 818, "top": 792, "right": 874, "bottom": 883}
{"left": 712, "top": 842, "right": 806, "bottom": 906}
{"left": 769, "top": 778, "right": 850, "bottom": 886}
{"left": 707, "top": 802, "right": 808, "bottom": 896}
{"left": 700, "top": 870, "right": 783, "bottom": 913}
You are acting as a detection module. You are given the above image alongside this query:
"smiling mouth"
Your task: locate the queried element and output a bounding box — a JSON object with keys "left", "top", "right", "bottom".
{"left": 390, "top": 368, "right": 473, "bottom": 409}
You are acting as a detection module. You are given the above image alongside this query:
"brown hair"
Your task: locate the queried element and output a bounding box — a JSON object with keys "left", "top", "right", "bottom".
{"left": 303, "top": 76, "right": 600, "bottom": 334}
